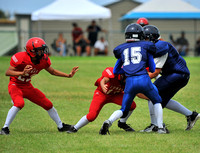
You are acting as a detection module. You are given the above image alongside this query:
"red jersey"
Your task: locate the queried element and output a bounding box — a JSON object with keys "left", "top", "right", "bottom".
{"left": 72, "top": 27, "right": 83, "bottom": 41}
{"left": 9, "top": 52, "right": 51, "bottom": 84}
{"left": 94, "top": 67, "right": 124, "bottom": 95}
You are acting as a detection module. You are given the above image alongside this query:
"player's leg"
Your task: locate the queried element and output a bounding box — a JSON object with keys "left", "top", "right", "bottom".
{"left": 24, "top": 85, "right": 70, "bottom": 132}
{"left": 68, "top": 90, "right": 107, "bottom": 133}
{"left": 155, "top": 73, "right": 199, "bottom": 130}
{"left": 99, "top": 77, "right": 136, "bottom": 135}
{"left": 111, "top": 93, "right": 136, "bottom": 131}
{"left": 0, "top": 84, "right": 25, "bottom": 135}
{"left": 143, "top": 81, "right": 167, "bottom": 134}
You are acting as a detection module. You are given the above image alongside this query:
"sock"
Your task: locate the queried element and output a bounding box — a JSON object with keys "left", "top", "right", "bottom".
{"left": 74, "top": 115, "right": 90, "bottom": 130}
{"left": 3, "top": 106, "right": 20, "bottom": 128}
{"left": 165, "top": 99, "right": 192, "bottom": 116}
{"left": 120, "top": 111, "right": 133, "bottom": 123}
{"left": 148, "top": 100, "right": 157, "bottom": 126}
{"left": 47, "top": 107, "right": 63, "bottom": 129}
{"left": 154, "top": 103, "right": 163, "bottom": 128}
{"left": 108, "top": 110, "right": 123, "bottom": 124}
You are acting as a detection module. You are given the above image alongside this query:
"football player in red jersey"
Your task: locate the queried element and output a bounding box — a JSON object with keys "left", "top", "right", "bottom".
{"left": 0, "top": 37, "right": 79, "bottom": 135}
{"left": 67, "top": 67, "right": 136, "bottom": 133}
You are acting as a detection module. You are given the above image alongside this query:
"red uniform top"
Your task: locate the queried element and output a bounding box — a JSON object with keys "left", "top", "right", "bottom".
{"left": 9, "top": 52, "right": 51, "bottom": 85}
{"left": 72, "top": 27, "right": 83, "bottom": 41}
{"left": 94, "top": 67, "right": 124, "bottom": 95}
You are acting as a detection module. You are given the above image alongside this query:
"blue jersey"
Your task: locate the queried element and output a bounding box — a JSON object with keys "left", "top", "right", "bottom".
{"left": 155, "top": 40, "right": 190, "bottom": 76}
{"left": 113, "top": 41, "right": 156, "bottom": 76}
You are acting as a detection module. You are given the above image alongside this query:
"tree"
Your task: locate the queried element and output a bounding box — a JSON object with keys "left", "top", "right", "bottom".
{"left": 0, "top": 10, "right": 7, "bottom": 19}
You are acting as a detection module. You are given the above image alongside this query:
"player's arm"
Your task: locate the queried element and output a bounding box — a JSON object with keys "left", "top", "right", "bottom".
{"left": 113, "top": 59, "right": 124, "bottom": 74}
{"left": 149, "top": 68, "right": 161, "bottom": 79}
{"left": 45, "top": 66, "right": 79, "bottom": 78}
{"left": 136, "top": 93, "right": 149, "bottom": 100}
{"left": 5, "top": 65, "right": 33, "bottom": 77}
{"left": 147, "top": 53, "right": 155, "bottom": 73}
{"left": 100, "top": 77, "right": 110, "bottom": 94}
{"left": 149, "top": 53, "right": 168, "bottom": 79}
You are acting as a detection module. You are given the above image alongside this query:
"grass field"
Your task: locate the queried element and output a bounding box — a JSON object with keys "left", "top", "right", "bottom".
{"left": 0, "top": 56, "right": 200, "bottom": 153}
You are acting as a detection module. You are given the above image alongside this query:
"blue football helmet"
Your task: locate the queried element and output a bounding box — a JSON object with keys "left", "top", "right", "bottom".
{"left": 143, "top": 25, "right": 160, "bottom": 42}
{"left": 125, "top": 23, "right": 144, "bottom": 42}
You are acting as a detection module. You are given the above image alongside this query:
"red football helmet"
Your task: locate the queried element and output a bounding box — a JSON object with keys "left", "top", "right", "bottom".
{"left": 136, "top": 18, "right": 149, "bottom": 27}
{"left": 25, "top": 37, "right": 48, "bottom": 57}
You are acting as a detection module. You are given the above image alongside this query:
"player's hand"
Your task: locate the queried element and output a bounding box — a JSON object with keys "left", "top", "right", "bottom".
{"left": 68, "top": 66, "right": 79, "bottom": 78}
{"left": 22, "top": 65, "right": 33, "bottom": 76}
{"left": 102, "top": 84, "right": 108, "bottom": 94}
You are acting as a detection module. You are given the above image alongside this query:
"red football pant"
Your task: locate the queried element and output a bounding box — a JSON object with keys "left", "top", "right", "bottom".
{"left": 86, "top": 89, "right": 136, "bottom": 122}
{"left": 8, "top": 82, "right": 53, "bottom": 110}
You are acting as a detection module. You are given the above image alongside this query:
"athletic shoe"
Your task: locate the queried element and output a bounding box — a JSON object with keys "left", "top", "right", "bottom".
{"left": 118, "top": 120, "right": 135, "bottom": 132}
{"left": 157, "top": 127, "right": 168, "bottom": 134}
{"left": 67, "top": 126, "right": 78, "bottom": 134}
{"left": 99, "top": 120, "right": 110, "bottom": 135}
{"left": 185, "top": 111, "right": 200, "bottom": 130}
{"left": 163, "top": 123, "right": 170, "bottom": 133}
{"left": 140, "top": 124, "right": 158, "bottom": 133}
{"left": 58, "top": 123, "right": 71, "bottom": 132}
{"left": 0, "top": 127, "right": 10, "bottom": 135}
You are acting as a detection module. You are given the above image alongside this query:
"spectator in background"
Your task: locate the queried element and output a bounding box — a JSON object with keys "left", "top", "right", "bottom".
{"left": 71, "top": 23, "right": 91, "bottom": 56}
{"left": 56, "top": 33, "right": 67, "bottom": 56}
{"left": 86, "top": 20, "right": 107, "bottom": 48}
{"left": 176, "top": 31, "right": 189, "bottom": 56}
{"left": 94, "top": 37, "right": 108, "bottom": 56}
{"left": 195, "top": 37, "right": 200, "bottom": 56}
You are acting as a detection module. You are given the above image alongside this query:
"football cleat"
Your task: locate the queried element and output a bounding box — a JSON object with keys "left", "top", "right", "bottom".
{"left": 58, "top": 123, "right": 71, "bottom": 132}
{"left": 163, "top": 123, "right": 170, "bottom": 133}
{"left": 157, "top": 127, "right": 169, "bottom": 134}
{"left": 140, "top": 124, "right": 158, "bottom": 133}
{"left": 99, "top": 120, "right": 110, "bottom": 135}
{"left": 185, "top": 111, "right": 200, "bottom": 130}
{"left": 67, "top": 126, "right": 78, "bottom": 134}
{"left": 0, "top": 127, "right": 10, "bottom": 135}
{"left": 118, "top": 120, "right": 135, "bottom": 132}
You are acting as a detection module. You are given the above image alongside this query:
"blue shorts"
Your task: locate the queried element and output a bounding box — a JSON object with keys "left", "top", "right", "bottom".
{"left": 120, "top": 74, "right": 162, "bottom": 116}
{"left": 154, "top": 73, "right": 190, "bottom": 108}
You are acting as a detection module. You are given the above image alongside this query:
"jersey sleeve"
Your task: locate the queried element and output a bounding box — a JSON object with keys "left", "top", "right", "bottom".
{"left": 113, "top": 59, "right": 124, "bottom": 74}
{"left": 154, "top": 40, "right": 169, "bottom": 57}
{"left": 44, "top": 55, "right": 51, "bottom": 68}
{"left": 147, "top": 42, "right": 156, "bottom": 55}
{"left": 10, "top": 53, "right": 23, "bottom": 67}
{"left": 147, "top": 53, "right": 155, "bottom": 73}
{"left": 113, "top": 46, "right": 122, "bottom": 59}
{"left": 102, "top": 67, "right": 115, "bottom": 78}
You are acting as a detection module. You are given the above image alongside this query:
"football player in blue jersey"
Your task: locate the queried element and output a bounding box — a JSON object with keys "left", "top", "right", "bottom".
{"left": 139, "top": 25, "right": 200, "bottom": 132}
{"left": 99, "top": 23, "right": 168, "bottom": 135}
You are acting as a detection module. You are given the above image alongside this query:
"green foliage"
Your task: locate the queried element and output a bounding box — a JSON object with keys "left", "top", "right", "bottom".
{"left": 0, "top": 56, "right": 200, "bottom": 153}
{"left": 0, "top": 10, "right": 7, "bottom": 19}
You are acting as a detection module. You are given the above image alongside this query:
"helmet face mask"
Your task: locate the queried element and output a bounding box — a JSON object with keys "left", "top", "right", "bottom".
{"left": 125, "top": 23, "right": 144, "bottom": 42}
{"left": 143, "top": 25, "right": 160, "bottom": 43}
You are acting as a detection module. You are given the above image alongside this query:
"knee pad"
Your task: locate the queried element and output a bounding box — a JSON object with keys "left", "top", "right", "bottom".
{"left": 86, "top": 111, "right": 98, "bottom": 122}
{"left": 41, "top": 98, "right": 53, "bottom": 110}
{"left": 14, "top": 101, "right": 24, "bottom": 109}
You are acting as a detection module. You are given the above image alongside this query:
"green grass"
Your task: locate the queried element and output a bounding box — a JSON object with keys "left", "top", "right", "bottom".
{"left": 0, "top": 56, "right": 200, "bottom": 153}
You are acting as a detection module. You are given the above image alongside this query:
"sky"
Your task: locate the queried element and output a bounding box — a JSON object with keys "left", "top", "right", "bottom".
{"left": 0, "top": 0, "right": 199, "bottom": 19}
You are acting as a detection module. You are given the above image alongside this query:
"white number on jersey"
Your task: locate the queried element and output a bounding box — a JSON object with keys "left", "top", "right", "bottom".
{"left": 123, "top": 47, "right": 142, "bottom": 66}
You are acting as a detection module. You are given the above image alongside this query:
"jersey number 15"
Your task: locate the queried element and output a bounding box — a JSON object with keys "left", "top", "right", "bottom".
{"left": 123, "top": 47, "right": 142, "bottom": 66}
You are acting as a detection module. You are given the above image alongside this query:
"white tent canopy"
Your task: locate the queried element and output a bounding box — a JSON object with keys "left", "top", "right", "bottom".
{"left": 31, "top": 0, "right": 111, "bottom": 21}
